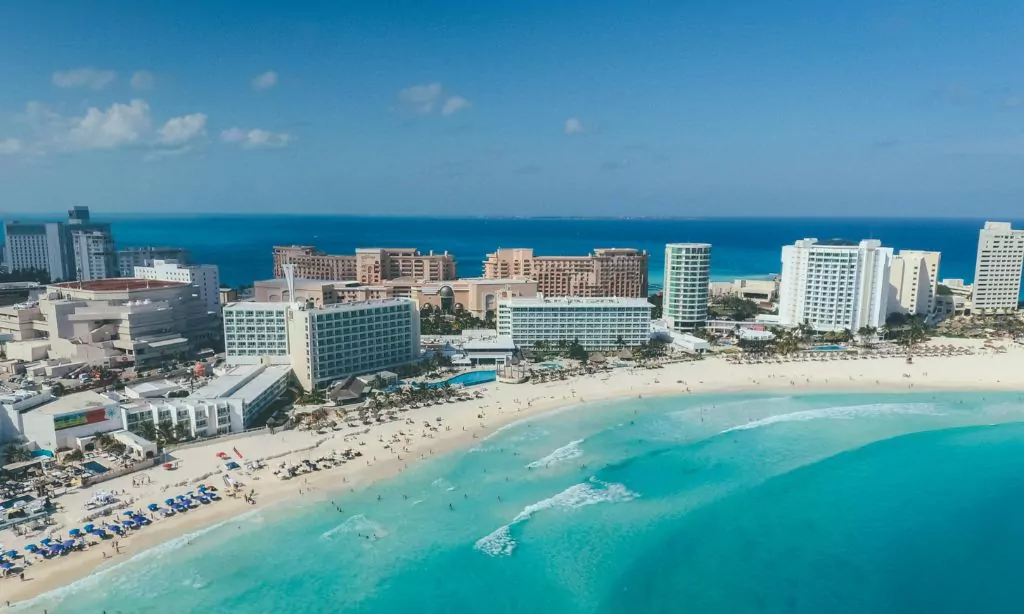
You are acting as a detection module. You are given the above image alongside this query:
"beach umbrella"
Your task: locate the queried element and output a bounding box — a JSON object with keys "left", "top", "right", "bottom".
{"left": 69, "top": 529, "right": 81, "bottom": 537}
{"left": 90, "top": 530, "right": 105, "bottom": 536}
{"left": 0, "top": 562, "right": 13, "bottom": 570}
{"left": 40, "top": 538, "right": 52, "bottom": 545}
{"left": 84, "top": 524, "right": 95, "bottom": 532}
{"left": 24, "top": 544, "right": 37, "bottom": 552}
{"left": 147, "top": 503, "right": 159, "bottom": 511}
{"left": 176, "top": 495, "right": 187, "bottom": 501}
{"left": 4, "top": 550, "right": 16, "bottom": 558}
{"left": 123, "top": 511, "right": 134, "bottom": 517}
{"left": 165, "top": 498, "right": 175, "bottom": 505}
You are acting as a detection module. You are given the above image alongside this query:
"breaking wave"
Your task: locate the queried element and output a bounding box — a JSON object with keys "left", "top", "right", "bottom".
{"left": 721, "top": 403, "right": 942, "bottom": 433}
{"left": 526, "top": 439, "right": 584, "bottom": 469}
{"left": 474, "top": 478, "right": 638, "bottom": 557}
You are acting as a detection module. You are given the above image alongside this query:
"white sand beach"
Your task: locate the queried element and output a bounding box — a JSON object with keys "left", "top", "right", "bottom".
{"left": 3, "top": 336, "right": 1023, "bottom": 605}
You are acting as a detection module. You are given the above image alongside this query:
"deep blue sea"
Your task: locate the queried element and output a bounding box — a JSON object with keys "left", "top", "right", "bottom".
{"left": 80, "top": 216, "right": 1020, "bottom": 288}
{"left": 23, "top": 390, "right": 1024, "bottom": 613}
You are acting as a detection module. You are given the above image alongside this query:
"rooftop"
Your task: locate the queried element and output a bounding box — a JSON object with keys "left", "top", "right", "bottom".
{"left": 192, "top": 364, "right": 292, "bottom": 404}
{"left": 52, "top": 278, "right": 185, "bottom": 292}
{"left": 499, "top": 296, "right": 653, "bottom": 308}
{"left": 33, "top": 390, "right": 115, "bottom": 415}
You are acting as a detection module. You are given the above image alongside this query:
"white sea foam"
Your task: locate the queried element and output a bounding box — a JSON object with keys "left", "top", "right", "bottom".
{"left": 431, "top": 477, "right": 456, "bottom": 491}
{"left": 720, "top": 402, "right": 942, "bottom": 433}
{"left": 474, "top": 525, "right": 516, "bottom": 556}
{"left": 321, "top": 514, "right": 388, "bottom": 540}
{"left": 526, "top": 439, "right": 584, "bottom": 469}
{"left": 474, "top": 478, "right": 638, "bottom": 557}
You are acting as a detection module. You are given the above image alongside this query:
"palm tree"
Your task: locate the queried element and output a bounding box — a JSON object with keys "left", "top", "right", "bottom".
{"left": 157, "top": 421, "right": 175, "bottom": 444}
{"left": 2, "top": 444, "right": 30, "bottom": 465}
{"left": 857, "top": 325, "right": 877, "bottom": 345}
{"left": 137, "top": 421, "right": 158, "bottom": 443}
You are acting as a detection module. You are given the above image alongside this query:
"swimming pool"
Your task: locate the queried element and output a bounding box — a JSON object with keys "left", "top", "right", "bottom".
{"left": 420, "top": 371, "right": 496, "bottom": 388}
{"left": 82, "top": 460, "right": 109, "bottom": 474}
{"left": 808, "top": 345, "right": 847, "bottom": 352}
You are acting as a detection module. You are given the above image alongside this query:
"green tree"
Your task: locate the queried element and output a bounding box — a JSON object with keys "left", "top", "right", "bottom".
{"left": 2, "top": 444, "right": 31, "bottom": 465}
{"left": 567, "top": 339, "right": 588, "bottom": 362}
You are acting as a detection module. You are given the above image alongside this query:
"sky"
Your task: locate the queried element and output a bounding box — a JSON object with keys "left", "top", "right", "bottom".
{"left": 3, "top": 0, "right": 1024, "bottom": 218}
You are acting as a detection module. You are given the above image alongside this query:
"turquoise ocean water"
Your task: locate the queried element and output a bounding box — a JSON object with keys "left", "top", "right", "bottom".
{"left": 22, "top": 390, "right": 1024, "bottom": 613}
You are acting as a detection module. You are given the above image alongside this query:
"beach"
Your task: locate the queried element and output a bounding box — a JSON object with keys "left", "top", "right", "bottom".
{"left": 4, "top": 336, "right": 1023, "bottom": 606}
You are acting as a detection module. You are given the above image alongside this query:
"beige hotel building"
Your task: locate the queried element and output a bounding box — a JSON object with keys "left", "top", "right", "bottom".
{"left": 272, "top": 246, "right": 457, "bottom": 283}
{"left": 482, "top": 247, "right": 648, "bottom": 298}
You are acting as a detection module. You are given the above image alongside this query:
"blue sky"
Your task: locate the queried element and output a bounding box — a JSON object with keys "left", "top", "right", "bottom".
{"left": 2, "top": 0, "right": 1024, "bottom": 217}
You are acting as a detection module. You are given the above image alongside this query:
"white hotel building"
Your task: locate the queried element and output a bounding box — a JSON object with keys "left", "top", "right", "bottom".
{"left": 972, "top": 222, "right": 1024, "bottom": 314}
{"left": 134, "top": 259, "right": 221, "bottom": 314}
{"left": 223, "top": 299, "right": 420, "bottom": 390}
{"left": 663, "top": 243, "right": 711, "bottom": 332}
{"left": 496, "top": 296, "right": 652, "bottom": 351}
{"left": 778, "top": 238, "right": 893, "bottom": 332}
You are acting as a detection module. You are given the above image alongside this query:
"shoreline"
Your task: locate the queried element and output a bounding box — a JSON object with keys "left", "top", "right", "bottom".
{"left": 6, "top": 337, "right": 1024, "bottom": 606}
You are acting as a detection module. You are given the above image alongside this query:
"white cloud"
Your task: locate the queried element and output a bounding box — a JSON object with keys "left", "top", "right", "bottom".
{"left": 251, "top": 70, "right": 278, "bottom": 91}
{"left": 158, "top": 113, "right": 207, "bottom": 146}
{"left": 221, "top": 127, "right": 291, "bottom": 149}
{"left": 52, "top": 68, "right": 116, "bottom": 90}
{"left": 564, "top": 117, "right": 585, "bottom": 135}
{"left": 0, "top": 138, "right": 21, "bottom": 155}
{"left": 398, "top": 82, "right": 443, "bottom": 114}
{"left": 66, "top": 99, "right": 152, "bottom": 150}
{"left": 130, "top": 70, "right": 155, "bottom": 90}
{"left": 441, "top": 96, "right": 472, "bottom": 116}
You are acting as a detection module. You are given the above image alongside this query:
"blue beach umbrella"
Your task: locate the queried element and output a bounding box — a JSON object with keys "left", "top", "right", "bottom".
{"left": 1, "top": 562, "right": 13, "bottom": 570}
{"left": 84, "top": 524, "right": 95, "bottom": 532}
{"left": 24, "top": 544, "right": 37, "bottom": 552}
{"left": 165, "top": 498, "right": 175, "bottom": 505}
{"left": 40, "top": 538, "right": 52, "bottom": 545}
{"left": 123, "top": 511, "right": 134, "bottom": 517}
{"left": 4, "top": 550, "right": 16, "bottom": 558}
{"left": 69, "top": 529, "right": 81, "bottom": 537}
{"left": 147, "top": 503, "right": 159, "bottom": 511}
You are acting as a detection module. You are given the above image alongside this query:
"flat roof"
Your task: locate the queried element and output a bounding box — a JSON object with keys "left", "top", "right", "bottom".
{"left": 126, "top": 379, "right": 183, "bottom": 395}
{"left": 463, "top": 336, "right": 517, "bottom": 351}
{"left": 33, "top": 390, "right": 115, "bottom": 415}
{"left": 500, "top": 296, "right": 653, "bottom": 308}
{"left": 192, "top": 364, "right": 291, "bottom": 403}
{"left": 52, "top": 279, "right": 185, "bottom": 292}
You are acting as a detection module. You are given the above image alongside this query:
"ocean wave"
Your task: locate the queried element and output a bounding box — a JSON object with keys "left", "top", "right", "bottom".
{"left": 321, "top": 514, "right": 388, "bottom": 540}
{"left": 431, "top": 477, "right": 456, "bottom": 491}
{"left": 526, "top": 439, "right": 584, "bottom": 469}
{"left": 720, "top": 402, "right": 942, "bottom": 434}
{"left": 474, "top": 525, "right": 516, "bottom": 557}
{"left": 474, "top": 478, "right": 638, "bottom": 557}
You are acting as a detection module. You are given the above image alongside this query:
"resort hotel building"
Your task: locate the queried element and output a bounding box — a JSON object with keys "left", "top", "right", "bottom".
{"left": 223, "top": 298, "right": 420, "bottom": 390}
{"left": 662, "top": 243, "right": 711, "bottom": 332}
{"left": 888, "top": 250, "right": 941, "bottom": 317}
{"left": 482, "top": 247, "right": 649, "bottom": 298}
{"left": 66, "top": 206, "right": 117, "bottom": 282}
{"left": 117, "top": 246, "right": 190, "bottom": 277}
{"left": 2, "top": 206, "right": 116, "bottom": 283}
{"left": 778, "top": 238, "right": 893, "bottom": 332}
{"left": 971, "top": 222, "right": 1024, "bottom": 314}
{"left": 496, "top": 296, "right": 652, "bottom": 351}
{"left": 134, "top": 259, "right": 221, "bottom": 314}
{"left": 272, "top": 245, "right": 457, "bottom": 283}
{"left": 1, "top": 278, "right": 220, "bottom": 367}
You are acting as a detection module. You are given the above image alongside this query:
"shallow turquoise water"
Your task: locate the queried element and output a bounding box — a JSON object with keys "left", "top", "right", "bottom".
{"left": 22, "top": 390, "right": 1024, "bottom": 613}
